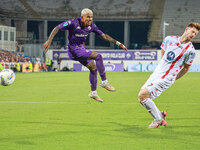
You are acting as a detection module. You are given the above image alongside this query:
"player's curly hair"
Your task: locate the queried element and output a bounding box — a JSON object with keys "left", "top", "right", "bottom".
{"left": 188, "top": 22, "right": 200, "bottom": 31}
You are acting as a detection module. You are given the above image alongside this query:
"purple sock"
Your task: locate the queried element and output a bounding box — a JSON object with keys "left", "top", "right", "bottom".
{"left": 95, "top": 54, "right": 106, "bottom": 81}
{"left": 89, "top": 69, "right": 97, "bottom": 91}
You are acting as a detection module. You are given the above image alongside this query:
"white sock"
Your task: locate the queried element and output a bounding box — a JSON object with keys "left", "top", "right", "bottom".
{"left": 91, "top": 91, "right": 97, "bottom": 94}
{"left": 102, "top": 80, "right": 108, "bottom": 84}
{"left": 142, "top": 98, "right": 162, "bottom": 121}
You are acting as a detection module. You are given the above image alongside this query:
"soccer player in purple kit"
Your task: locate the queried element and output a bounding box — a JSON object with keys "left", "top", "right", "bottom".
{"left": 43, "top": 8, "right": 127, "bottom": 103}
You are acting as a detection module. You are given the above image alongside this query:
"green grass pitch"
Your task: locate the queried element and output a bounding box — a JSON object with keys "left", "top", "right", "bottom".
{"left": 0, "top": 72, "right": 200, "bottom": 150}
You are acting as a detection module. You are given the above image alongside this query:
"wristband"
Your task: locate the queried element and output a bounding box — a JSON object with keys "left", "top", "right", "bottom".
{"left": 116, "top": 41, "right": 121, "bottom": 46}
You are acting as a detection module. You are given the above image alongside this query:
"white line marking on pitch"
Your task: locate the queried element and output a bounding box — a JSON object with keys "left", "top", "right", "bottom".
{"left": 0, "top": 101, "right": 200, "bottom": 105}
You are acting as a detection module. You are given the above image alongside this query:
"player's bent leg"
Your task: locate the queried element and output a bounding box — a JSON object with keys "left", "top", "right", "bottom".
{"left": 86, "top": 61, "right": 98, "bottom": 92}
{"left": 88, "top": 52, "right": 106, "bottom": 81}
{"left": 88, "top": 52, "right": 115, "bottom": 92}
{"left": 139, "top": 88, "right": 165, "bottom": 128}
{"left": 138, "top": 88, "right": 150, "bottom": 103}
{"left": 87, "top": 51, "right": 99, "bottom": 60}
{"left": 86, "top": 61, "right": 103, "bottom": 103}
{"left": 147, "top": 110, "right": 167, "bottom": 128}
{"left": 95, "top": 54, "right": 116, "bottom": 91}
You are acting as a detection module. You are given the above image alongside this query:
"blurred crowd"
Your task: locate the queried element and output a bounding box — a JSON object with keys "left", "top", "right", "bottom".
{"left": 0, "top": 49, "right": 42, "bottom": 64}
{"left": 0, "top": 49, "right": 46, "bottom": 72}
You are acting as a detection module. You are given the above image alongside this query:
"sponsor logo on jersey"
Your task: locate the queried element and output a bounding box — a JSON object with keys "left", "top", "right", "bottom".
{"left": 75, "top": 34, "right": 88, "bottom": 37}
{"left": 63, "top": 21, "right": 71, "bottom": 27}
{"left": 167, "top": 51, "right": 175, "bottom": 61}
{"left": 63, "top": 22, "right": 68, "bottom": 27}
{"left": 190, "top": 52, "right": 196, "bottom": 59}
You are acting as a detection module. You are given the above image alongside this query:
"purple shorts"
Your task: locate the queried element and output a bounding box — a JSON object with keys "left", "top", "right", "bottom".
{"left": 67, "top": 45, "right": 92, "bottom": 66}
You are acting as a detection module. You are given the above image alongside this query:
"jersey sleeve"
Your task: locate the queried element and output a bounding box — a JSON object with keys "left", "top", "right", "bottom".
{"left": 92, "top": 23, "right": 103, "bottom": 35}
{"left": 160, "top": 36, "right": 170, "bottom": 51}
{"left": 184, "top": 47, "right": 196, "bottom": 65}
{"left": 58, "top": 20, "right": 73, "bottom": 31}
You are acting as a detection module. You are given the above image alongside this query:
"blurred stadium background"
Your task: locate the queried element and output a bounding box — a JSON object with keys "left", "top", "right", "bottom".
{"left": 1, "top": 0, "right": 200, "bottom": 72}
{"left": 1, "top": 1, "right": 200, "bottom": 150}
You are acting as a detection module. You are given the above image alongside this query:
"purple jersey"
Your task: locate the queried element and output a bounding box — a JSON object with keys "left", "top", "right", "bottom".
{"left": 58, "top": 18, "right": 103, "bottom": 46}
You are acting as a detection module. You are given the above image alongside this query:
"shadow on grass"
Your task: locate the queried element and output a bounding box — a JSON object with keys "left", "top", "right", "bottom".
{"left": 107, "top": 121, "right": 194, "bottom": 140}
{"left": 1, "top": 118, "right": 200, "bottom": 145}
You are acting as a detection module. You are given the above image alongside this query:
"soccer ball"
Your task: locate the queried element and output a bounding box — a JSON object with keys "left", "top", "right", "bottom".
{"left": 0, "top": 69, "right": 15, "bottom": 86}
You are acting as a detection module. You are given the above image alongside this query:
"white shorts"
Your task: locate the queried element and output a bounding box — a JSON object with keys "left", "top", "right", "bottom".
{"left": 141, "top": 74, "right": 175, "bottom": 99}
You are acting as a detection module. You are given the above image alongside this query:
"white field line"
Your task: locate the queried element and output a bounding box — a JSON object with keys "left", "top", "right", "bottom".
{"left": 0, "top": 101, "right": 200, "bottom": 105}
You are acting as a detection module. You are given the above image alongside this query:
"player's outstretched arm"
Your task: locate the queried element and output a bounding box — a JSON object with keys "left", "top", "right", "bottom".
{"left": 176, "top": 63, "right": 191, "bottom": 80}
{"left": 99, "top": 33, "right": 127, "bottom": 51}
{"left": 43, "top": 26, "right": 60, "bottom": 52}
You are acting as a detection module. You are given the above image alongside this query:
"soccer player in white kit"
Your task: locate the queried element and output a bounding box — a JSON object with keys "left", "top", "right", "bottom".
{"left": 138, "top": 22, "right": 200, "bottom": 128}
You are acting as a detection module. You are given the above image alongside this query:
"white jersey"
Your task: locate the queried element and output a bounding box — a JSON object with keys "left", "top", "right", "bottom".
{"left": 153, "top": 36, "right": 195, "bottom": 81}
{"left": 141, "top": 36, "right": 196, "bottom": 99}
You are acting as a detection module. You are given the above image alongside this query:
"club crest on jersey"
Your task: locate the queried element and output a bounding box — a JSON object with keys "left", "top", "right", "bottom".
{"left": 88, "top": 26, "right": 91, "bottom": 30}
{"left": 167, "top": 51, "right": 175, "bottom": 61}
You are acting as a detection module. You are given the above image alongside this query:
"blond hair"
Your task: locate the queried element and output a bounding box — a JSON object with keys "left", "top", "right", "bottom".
{"left": 188, "top": 22, "right": 200, "bottom": 31}
{"left": 81, "top": 8, "right": 93, "bottom": 16}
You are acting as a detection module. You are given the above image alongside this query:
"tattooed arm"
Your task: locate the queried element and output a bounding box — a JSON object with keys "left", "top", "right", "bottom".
{"left": 99, "top": 33, "right": 127, "bottom": 51}
{"left": 43, "top": 26, "right": 60, "bottom": 52}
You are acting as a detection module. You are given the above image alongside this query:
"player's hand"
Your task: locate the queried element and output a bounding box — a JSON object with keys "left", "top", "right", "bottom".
{"left": 43, "top": 40, "right": 51, "bottom": 52}
{"left": 119, "top": 44, "right": 128, "bottom": 51}
{"left": 116, "top": 41, "right": 128, "bottom": 51}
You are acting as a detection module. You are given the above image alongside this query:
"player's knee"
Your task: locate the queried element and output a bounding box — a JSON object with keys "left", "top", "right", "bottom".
{"left": 138, "top": 90, "right": 149, "bottom": 103}
{"left": 90, "top": 68, "right": 97, "bottom": 72}
{"left": 89, "top": 63, "right": 97, "bottom": 71}
{"left": 95, "top": 54, "right": 102, "bottom": 61}
{"left": 138, "top": 92, "right": 144, "bottom": 103}
{"left": 87, "top": 61, "right": 97, "bottom": 71}
{"left": 87, "top": 64, "right": 96, "bottom": 72}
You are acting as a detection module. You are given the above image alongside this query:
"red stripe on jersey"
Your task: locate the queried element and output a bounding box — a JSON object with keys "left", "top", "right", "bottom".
{"left": 162, "top": 44, "right": 191, "bottom": 79}
{"left": 147, "top": 83, "right": 153, "bottom": 87}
